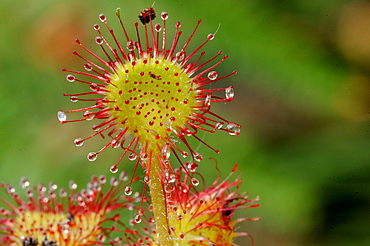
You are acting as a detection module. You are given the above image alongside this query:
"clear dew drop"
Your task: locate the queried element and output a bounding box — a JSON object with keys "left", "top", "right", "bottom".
{"left": 144, "top": 176, "right": 150, "bottom": 183}
{"left": 99, "top": 175, "right": 106, "bottom": 184}
{"left": 70, "top": 96, "right": 78, "bottom": 102}
{"left": 168, "top": 174, "right": 176, "bottom": 183}
{"left": 57, "top": 111, "right": 67, "bottom": 122}
{"left": 126, "top": 40, "right": 135, "bottom": 51}
{"left": 110, "top": 177, "right": 118, "bottom": 186}
{"left": 95, "top": 36, "right": 104, "bottom": 45}
{"left": 182, "top": 129, "right": 193, "bottom": 136}
{"left": 97, "top": 234, "right": 106, "bottom": 243}
{"left": 83, "top": 111, "right": 94, "bottom": 120}
{"left": 25, "top": 188, "right": 33, "bottom": 198}
{"left": 38, "top": 184, "right": 46, "bottom": 193}
{"left": 93, "top": 24, "right": 100, "bottom": 31}
{"left": 84, "top": 63, "right": 93, "bottom": 71}
{"left": 87, "top": 152, "right": 98, "bottom": 161}
{"left": 114, "top": 237, "right": 123, "bottom": 243}
{"left": 161, "top": 144, "right": 171, "bottom": 159}
{"left": 124, "top": 186, "right": 132, "bottom": 195}
{"left": 74, "top": 138, "right": 84, "bottom": 147}
{"left": 161, "top": 12, "right": 168, "bottom": 20}
{"left": 191, "top": 178, "right": 199, "bottom": 186}
{"left": 181, "top": 151, "right": 189, "bottom": 158}
{"left": 49, "top": 182, "right": 57, "bottom": 191}
{"left": 204, "top": 93, "right": 211, "bottom": 106}
{"left": 59, "top": 188, "right": 67, "bottom": 198}
{"left": 194, "top": 152, "right": 203, "bottom": 162}
{"left": 164, "top": 185, "right": 174, "bottom": 193}
{"left": 225, "top": 86, "right": 234, "bottom": 100}
{"left": 140, "top": 153, "right": 148, "bottom": 160}
{"left": 20, "top": 177, "right": 30, "bottom": 189}
{"left": 119, "top": 172, "right": 128, "bottom": 181}
{"left": 128, "top": 153, "right": 137, "bottom": 161}
{"left": 207, "top": 33, "right": 215, "bottom": 40}
{"left": 69, "top": 181, "right": 77, "bottom": 190}
{"left": 215, "top": 122, "right": 224, "bottom": 130}
{"left": 187, "top": 162, "right": 198, "bottom": 172}
{"left": 112, "top": 139, "right": 120, "bottom": 148}
{"left": 226, "top": 122, "right": 241, "bottom": 135}
{"left": 155, "top": 23, "right": 162, "bottom": 32}
{"left": 207, "top": 71, "right": 218, "bottom": 80}
{"left": 99, "top": 14, "right": 106, "bottom": 22}
{"left": 66, "top": 74, "right": 75, "bottom": 82}
{"left": 110, "top": 165, "right": 118, "bottom": 173}
{"left": 175, "top": 51, "right": 185, "bottom": 62}
{"left": 134, "top": 214, "right": 142, "bottom": 223}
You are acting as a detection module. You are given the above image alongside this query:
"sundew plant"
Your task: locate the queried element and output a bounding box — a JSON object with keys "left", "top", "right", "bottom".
{"left": 0, "top": 6, "right": 259, "bottom": 246}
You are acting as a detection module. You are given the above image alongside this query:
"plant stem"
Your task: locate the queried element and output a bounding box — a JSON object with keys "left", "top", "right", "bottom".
{"left": 148, "top": 150, "right": 173, "bottom": 246}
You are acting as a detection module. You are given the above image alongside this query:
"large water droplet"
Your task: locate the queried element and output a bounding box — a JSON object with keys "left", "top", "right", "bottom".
{"left": 87, "top": 152, "right": 98, "bottom": 161}
{"left": 225, "top": 86, "right": 234, "bottom": 100}
{"left": 226, "top": 122, "right": 241, "bottom": 135}
{"left": 83, "top": 111, "right": 94, "bottom": 120}
{"left": 207, "top": 71, "right": 218, "bottom": 80}
{"left": 58, "top": 111, "right": 67, "bottom": 122}
{"left": 110, "top": 165, "right": 118, "bottom": 174}
{"left": 124, "top": 186, "right": 132, "bottom": 195}
{"left": 74, "top": 138, "right": 84, "bottom": 147}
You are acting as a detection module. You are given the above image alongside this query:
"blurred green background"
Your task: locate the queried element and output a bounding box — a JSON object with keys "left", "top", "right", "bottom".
{"left": 0, "top": 0, "right": 369, "bottom": 245}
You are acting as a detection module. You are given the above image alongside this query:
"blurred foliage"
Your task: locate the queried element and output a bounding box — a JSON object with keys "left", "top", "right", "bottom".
{"left": 0, "top": 0, "right": 369, "bottom": 245}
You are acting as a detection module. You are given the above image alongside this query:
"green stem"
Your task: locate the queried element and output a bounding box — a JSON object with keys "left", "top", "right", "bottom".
{"left": 148, "top": 150, "right": 173, "bottom": 246}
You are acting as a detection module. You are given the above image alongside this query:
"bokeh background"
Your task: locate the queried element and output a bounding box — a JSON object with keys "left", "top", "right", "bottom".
{"left": 1, "top": 0, "right": 369, "bottom": 245}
